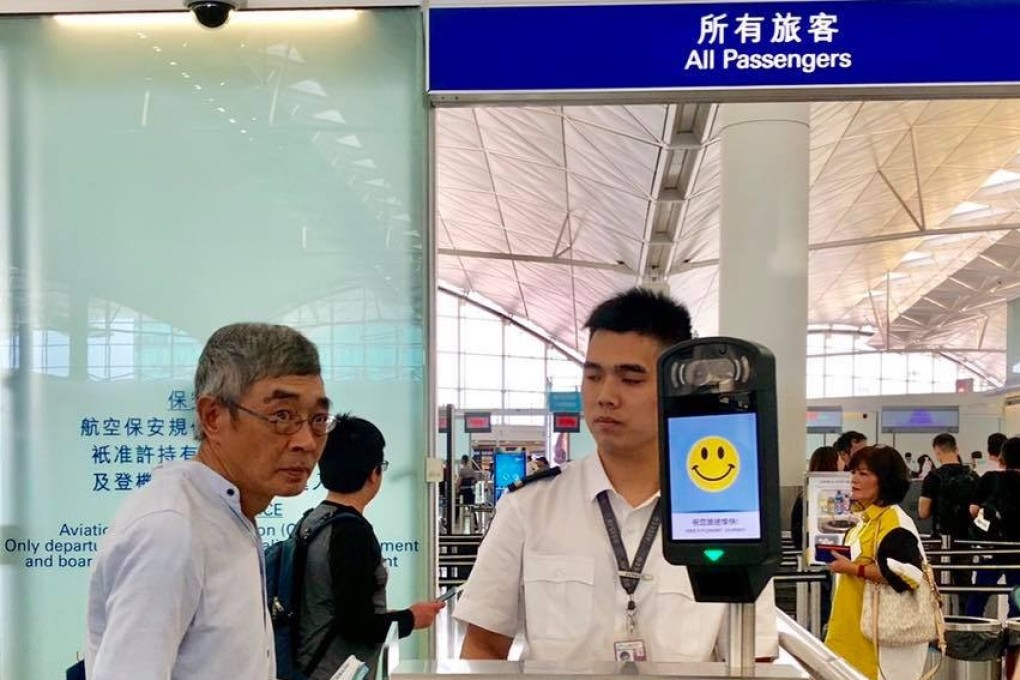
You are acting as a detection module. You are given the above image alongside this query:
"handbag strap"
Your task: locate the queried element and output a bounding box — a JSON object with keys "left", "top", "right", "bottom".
{"left": 909, "top": 562, "right": 946, "bottom": 680}
{"left": 870, "top": 582, "right": 880, "bottom": 667}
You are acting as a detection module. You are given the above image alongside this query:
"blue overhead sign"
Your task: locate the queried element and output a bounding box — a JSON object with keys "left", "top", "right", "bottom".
{"left": 548, "top": 390, "right": 582, "bottom": 413}
{"left": 429, "top": 1, "right": 1020, "bottom": 93}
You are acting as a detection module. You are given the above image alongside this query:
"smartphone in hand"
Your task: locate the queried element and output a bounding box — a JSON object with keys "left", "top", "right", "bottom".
{"left": 437, "top": 587, "right": 461, "bottom": 603}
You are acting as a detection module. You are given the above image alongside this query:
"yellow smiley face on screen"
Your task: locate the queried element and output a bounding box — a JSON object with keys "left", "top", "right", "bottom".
{"left": 687, "top": 436, "right": 740, "bottom": 492}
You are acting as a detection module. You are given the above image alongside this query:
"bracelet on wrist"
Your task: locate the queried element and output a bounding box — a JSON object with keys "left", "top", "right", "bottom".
{"left": 857, "top": 564, "right": 867, "bottom": 580}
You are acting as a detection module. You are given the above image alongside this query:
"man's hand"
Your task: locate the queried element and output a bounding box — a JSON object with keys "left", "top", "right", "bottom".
{"left": 409, "top": 601, "right": 445, "bottom": 630}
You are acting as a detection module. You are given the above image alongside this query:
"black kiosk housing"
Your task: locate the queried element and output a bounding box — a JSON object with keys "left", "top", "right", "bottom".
{"left": 658, "top": 337, "right": 781, "bottom": 603}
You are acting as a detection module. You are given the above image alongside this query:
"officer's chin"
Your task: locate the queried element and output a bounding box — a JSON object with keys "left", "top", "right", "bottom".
{"left": 595, "top": 433, "right": 632, "bottom": 454}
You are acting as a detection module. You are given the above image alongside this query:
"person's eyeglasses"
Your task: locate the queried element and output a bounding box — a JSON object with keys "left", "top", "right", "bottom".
{"left": 232, "top": 403, "right": 337, "bottom": 437}
{"left": 380, "top": 460, "right": 390, "bottom": 472}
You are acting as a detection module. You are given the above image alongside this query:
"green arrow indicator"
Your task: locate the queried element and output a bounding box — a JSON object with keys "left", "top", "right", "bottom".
{"left": 703, "top": 549, "right": 725, "bottom": 563}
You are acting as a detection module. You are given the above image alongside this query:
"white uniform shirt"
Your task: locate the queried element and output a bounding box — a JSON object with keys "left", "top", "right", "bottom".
{"left": 85, "top": 461, "right": 275, "bottom": 680}
{"left": 455, "top": 454, "right": 779, "bottom": 662}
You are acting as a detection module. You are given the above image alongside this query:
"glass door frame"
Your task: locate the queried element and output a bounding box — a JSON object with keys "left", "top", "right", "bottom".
{"left": 0, "top": 0, "right": 440, "bottom": 660}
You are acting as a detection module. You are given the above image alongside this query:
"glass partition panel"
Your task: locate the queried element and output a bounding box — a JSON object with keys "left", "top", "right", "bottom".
{"left": 0, "top": 11, "right": 426, "bottom": 678}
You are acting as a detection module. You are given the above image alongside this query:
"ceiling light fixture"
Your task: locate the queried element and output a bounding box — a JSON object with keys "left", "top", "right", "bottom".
{"left": 950, "top": 201, "right": 990, "bottom": 216}
{"left": 53, "top": 9, "right": 357, "bottom": 29}
{"left": 981, "top": 169, "right": 1020, "bottom": 188}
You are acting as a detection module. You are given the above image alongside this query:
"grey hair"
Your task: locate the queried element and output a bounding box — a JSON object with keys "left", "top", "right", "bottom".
{"left": 194, "top": 323, "right": 321, "bottom": 440}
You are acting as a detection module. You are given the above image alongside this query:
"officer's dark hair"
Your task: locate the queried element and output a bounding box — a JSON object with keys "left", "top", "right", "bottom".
{"left": 1003, "top": 437, "right": 1020, "bottom": 470}
{"left": 584, "top": 287, "right": 692, "bottom": 348}
{"left": 988, "top": 432, "right": 1007, "bottom": 457}
{"left": 834, "top": 431, "right": 866, "bottom": 454}
{"left": 317, "top": 414, "right": 386, "bottom": 494}
{"left": 932, "top": 433, "right": 957, "bottom": 452}
{"left": 848, "top": 445, "right": 911, "bottom": 506}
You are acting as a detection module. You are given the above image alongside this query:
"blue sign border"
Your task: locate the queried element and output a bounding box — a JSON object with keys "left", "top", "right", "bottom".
{"left": 429, "top": 1, "right": 1020, "bottom": 94}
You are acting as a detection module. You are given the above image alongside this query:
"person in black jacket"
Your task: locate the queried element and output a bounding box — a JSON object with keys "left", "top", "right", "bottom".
{"left": 297, "top": 415, "right": 444, "bottom": 680}
{"left": 965, "top": 436, "right": 1020, "bottom": 617}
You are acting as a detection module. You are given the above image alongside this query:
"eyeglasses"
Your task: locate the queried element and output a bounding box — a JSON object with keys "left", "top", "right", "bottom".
{"left": 232, "top": 403, "right": 337, "bottom": 437}
{"left": 380, "top": 460, "right": 390, "bottom": 472}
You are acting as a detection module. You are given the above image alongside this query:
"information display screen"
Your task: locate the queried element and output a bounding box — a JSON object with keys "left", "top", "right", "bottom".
{"left": 493, "top": 451, "right": 526, "bottom": 502}
{"left": 807, "top": 407, "right": 842, "bottom": 434}
{"left": 667, "top": 412, "right": 762, "bottom": 541}
{"left": 880, "top": 406, "right": 959, "bottom": 433}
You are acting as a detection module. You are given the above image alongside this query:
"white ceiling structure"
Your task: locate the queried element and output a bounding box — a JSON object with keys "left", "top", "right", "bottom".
{"left": 436, "top": 101, "right": 1020, "bottom": 385}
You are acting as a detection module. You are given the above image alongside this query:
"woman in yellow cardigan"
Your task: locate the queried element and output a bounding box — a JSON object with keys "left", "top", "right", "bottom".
{"left": 824, "top": 445, "right": 929, "bottom": 680}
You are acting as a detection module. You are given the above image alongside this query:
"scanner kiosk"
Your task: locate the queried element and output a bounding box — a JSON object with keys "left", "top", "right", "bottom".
{"left": 657, "top": 338, "right": 781, "bottom": 676}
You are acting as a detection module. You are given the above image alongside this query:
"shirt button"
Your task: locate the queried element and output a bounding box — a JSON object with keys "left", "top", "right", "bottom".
{"left": 227, "top": 489, "right": 235, "bottom": 496}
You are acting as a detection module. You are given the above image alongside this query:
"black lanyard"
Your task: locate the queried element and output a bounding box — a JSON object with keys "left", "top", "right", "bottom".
{"left": 596, "top": 491, "right": 662, "bottom": 634}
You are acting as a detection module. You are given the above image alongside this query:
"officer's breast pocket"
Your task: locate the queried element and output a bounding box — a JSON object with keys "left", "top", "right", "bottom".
{"left": 522, "top": 552, "right": 594, "bottom": 641}
{"left": 653, "top": 568, "right": 720, "bottom": 660}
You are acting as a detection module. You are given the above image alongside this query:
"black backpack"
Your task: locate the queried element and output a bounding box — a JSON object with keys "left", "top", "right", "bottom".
{"left": 933, "top": 466, "right": 980, "bottom": 538}
{"left": 266, "top": 507, "right": 358, "bottom": 680}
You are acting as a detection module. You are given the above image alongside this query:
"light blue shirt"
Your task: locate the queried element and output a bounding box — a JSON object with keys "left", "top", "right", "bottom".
{"left": 85, "top": 461, "right": 275, "bottom": 680}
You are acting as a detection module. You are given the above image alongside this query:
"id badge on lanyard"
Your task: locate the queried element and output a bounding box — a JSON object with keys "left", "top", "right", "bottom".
{"left": 596, "top": 492, "right": 661, "bottom": 662}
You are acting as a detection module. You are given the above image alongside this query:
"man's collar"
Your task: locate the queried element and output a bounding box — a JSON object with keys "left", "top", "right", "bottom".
{"left": 581, "top": 454, "right": 660, "bottom": 509}
{"left": 185, "top": 460, "right": 246, "bottom": 517}
{"left": 582, "top": 453, "right": 615, "bottom": 502}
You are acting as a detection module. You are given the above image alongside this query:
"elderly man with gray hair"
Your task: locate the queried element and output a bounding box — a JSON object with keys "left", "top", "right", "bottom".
{"left": 85, "top": 323, "right": 334, "bottom": 680}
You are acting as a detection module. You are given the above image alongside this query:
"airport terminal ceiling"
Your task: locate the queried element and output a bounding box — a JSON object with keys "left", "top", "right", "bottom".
{"left": 436, "top": 100, "right": 1020, "bottom": 386}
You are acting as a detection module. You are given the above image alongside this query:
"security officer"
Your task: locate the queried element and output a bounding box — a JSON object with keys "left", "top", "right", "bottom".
{"left": 455, "top": 288, "right": 779, "bottom": 663}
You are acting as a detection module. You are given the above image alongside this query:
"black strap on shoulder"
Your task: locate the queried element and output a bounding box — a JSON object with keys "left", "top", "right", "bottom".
{"left": 296, "top": 508, "right": 362, "bottom": 677}
{"left": 507, "top": 465, "right": 562, "bottom": 493}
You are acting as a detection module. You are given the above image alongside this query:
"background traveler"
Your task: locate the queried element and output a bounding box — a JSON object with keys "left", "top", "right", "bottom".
{"left": 824, "top": 445, "right": 929, "bottom": 680}
{"left": 965, "top": 435, "right": 1020, "bottom": 618}
{"left": 297, "top": 415, "right": 444, "bottom": 680}
{"left": 918, "top": 433, "right": 978, "bottom": 587}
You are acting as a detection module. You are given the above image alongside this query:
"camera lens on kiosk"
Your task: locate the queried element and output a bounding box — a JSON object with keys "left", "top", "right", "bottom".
{"left": 686, "top": 362, "right": 710, "bottom": 386}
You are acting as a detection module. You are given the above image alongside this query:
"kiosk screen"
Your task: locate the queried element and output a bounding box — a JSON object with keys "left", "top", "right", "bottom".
{"left": 666, "top": 411, "right": 762, "bottom": 541}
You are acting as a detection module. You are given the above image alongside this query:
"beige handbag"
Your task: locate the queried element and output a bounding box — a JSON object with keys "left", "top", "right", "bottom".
{"left": 860, "top": 562, "right": 944, "bottom": 646}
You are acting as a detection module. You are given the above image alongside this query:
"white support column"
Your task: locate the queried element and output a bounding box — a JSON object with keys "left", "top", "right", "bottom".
{"left": 1006, "top": 297, "right": 1020, "bottom": 388}
{"left": 717, "top": 103, "right": 810, "bottom": 486}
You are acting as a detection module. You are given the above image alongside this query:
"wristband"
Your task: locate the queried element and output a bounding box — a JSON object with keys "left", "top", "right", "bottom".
{"left": 857, "top": 564, "right": 866, "bottom": 579}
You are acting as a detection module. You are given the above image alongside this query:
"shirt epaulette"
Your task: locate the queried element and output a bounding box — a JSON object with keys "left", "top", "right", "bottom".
{"left": 507, "top": 466, "right": 562, "bottom": 493}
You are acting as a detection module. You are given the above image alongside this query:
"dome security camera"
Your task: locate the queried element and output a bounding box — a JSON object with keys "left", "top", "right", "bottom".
{"left": 185, "top": 0, "right": 237, "bottom": 28}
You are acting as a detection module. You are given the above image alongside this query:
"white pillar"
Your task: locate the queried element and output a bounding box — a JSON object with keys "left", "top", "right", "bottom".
{"left": 717, "top": 103, "right": 810, "bottom": 486}
{"left": 1006, "top": 297, "right": 1020, "bottom": 388}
